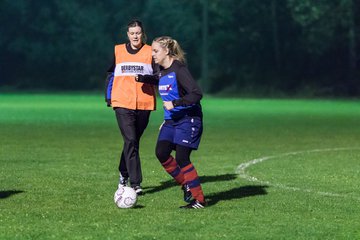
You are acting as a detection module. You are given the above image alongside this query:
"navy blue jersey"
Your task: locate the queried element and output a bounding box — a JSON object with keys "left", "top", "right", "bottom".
{"left": 158, "top": 60, "right": 203, "bottom": 120}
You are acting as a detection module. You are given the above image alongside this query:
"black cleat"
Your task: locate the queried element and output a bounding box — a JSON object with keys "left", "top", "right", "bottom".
{"left": 182, "top": 184, "right": 192, "bottom": 203}
{"left": 180, "top": 199, "right": 207, "bottom": 209}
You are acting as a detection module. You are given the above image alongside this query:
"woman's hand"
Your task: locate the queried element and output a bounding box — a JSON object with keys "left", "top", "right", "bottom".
{"left": 163, "top": 101, "right": 174, "bottom": 110}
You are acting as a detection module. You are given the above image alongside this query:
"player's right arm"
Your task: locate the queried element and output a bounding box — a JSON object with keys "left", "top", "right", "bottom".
{"left": 136, "top": 59, "right": 160, "bottom": 85}
{"left": 105, "top": 56, "right": 115, "bottom": 107}
{"left": 136, "top": 74, "right": 159, "bottom": 85}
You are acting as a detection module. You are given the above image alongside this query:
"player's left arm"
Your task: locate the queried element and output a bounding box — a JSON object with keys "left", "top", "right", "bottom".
{"left": 172, "top": 66, "right": 203, "bottom": 107}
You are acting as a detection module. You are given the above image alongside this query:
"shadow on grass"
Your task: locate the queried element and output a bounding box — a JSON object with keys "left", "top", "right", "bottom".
{"left": 144, "top": 174, "right": 268, "bottom": 206}
{"left": 144, "top": 173, "right": 238, "bottom": 194}
{"left": 132, "top": 205, "right": 145, "bottom": 209}
{"left": 0, "top": 190, "right": 24, "bottom": 199}
{"left": 206, "top": 185, "right": 268, "bottom": 206}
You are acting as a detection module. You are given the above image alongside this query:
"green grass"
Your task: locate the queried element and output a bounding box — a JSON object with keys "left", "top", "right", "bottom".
{"left": 1, "top": 93, "right": 360, "bottom": 239}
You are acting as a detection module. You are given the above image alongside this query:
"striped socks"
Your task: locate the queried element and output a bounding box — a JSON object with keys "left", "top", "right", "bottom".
{"left": 161, "top": 156, "right": 185, "bottom": 185}
{"left": 181, "top": 163, "right": 205, "bottom": 203}
{"left": 161, "top": 157, "right": 205, "bottom": 203}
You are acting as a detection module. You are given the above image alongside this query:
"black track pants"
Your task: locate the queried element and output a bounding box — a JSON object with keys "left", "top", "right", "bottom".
{"left": 115, "top": 107, "right": 151, "bottom": 187}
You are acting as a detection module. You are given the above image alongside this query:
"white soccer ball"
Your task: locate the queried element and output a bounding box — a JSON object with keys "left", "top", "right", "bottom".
{"left": 114, "top": 186, "right": 137, "bottom": 208}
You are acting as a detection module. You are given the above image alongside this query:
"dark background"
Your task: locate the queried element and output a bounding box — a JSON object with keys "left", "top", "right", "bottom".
{"left": 1, "top": 0, "right": 359, "bottom": 97}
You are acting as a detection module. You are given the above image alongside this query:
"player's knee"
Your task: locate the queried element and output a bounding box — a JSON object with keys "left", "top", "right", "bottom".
{"left": 155, "top": 141, "right": 173, "bottom": 163}
{"left": 175, "top": 146, "right": 192, "bottom": 168}
{"left": 124, "top": 138, "right": 138, "bottom": 147}
{"left": 155, "top": 148, "right": 168, "bottom": 163}
{"left": 175, "top": 157, "right": 191, "bottom": 168}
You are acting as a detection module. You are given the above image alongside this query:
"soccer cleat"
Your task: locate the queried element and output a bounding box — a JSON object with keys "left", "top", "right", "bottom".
{"left": 182, "top": 184, "right": 192, "bottom": 203}
{"left": 180, "top": 199, "right": 207, "bottom": 209}
{"left": 133, "top": 186, "right": 143, "bottom": 195}
{"left": 118, "top": 174, "right": 129, "bottom": 188}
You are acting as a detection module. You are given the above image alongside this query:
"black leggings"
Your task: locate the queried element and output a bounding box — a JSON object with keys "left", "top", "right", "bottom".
{"left": 155, "top": 140, "right": 192, "bottom": 168}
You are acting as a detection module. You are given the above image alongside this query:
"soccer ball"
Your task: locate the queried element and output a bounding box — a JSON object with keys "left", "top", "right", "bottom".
{"left": 114, "top": 186, "right": 137, "bottom": 208}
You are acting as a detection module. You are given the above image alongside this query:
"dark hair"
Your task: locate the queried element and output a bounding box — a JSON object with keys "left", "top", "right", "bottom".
{"left": 127, "top": 19, "right": 147, "bottom": 44}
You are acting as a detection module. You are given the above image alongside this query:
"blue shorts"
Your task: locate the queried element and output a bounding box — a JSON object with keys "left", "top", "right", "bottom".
{"left": 158, "top": 116, "right": 203, "bottom": 150}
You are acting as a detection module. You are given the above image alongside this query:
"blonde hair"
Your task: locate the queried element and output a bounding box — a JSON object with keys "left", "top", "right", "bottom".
{"left": 153, "top": 36, "right": 186, "bottom": 64}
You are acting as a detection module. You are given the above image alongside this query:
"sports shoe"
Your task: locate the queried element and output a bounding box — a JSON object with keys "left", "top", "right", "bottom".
{"left": 133, "top": 186, "right": 143, "bottom": 195}
{"left": 180, "top": 199, "right": 207, "bottom": 209}
{"left": 118, "top": 174, "right": 128, "bottom": 188}
{"left": 182, "top": 184, "right": 192, "bottom": 203}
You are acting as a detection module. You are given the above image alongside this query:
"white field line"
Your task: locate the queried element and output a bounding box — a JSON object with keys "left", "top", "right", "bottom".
{"left": 236, "top": 147, "right": 360, "bottom": 200}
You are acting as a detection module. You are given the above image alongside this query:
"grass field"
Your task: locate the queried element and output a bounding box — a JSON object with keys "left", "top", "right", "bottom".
{"left": 1, "top": 93, "right": 360, "bottom": 239}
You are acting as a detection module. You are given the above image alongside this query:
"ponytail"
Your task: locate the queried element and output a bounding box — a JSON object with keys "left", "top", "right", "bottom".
{"left": 153, "top": 36, "right": 186, "bottom": 64}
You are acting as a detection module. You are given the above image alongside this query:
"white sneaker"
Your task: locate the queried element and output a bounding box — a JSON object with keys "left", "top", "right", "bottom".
{"left": 118, "top": 174, "right": 128, "bottom": 188}
{"left": 133, "top": 186, "right": 143, "bottom": 195}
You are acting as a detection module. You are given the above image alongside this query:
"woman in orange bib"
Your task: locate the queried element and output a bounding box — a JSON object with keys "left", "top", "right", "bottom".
{"left": 105, "top": 20, "right": 157, "bottom": 195}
